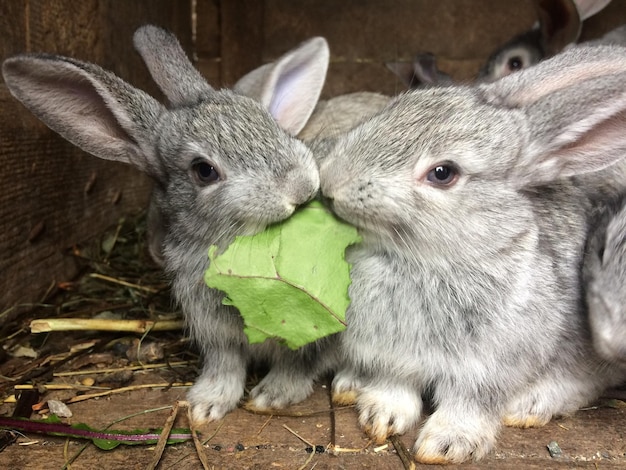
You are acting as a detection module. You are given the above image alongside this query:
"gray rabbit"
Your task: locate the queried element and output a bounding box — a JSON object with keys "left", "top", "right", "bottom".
{"left": 479, "top": 0, "right": 612, "bottom": 81}
{"left": 318, "top": 44, "right": 626, "bottom": 463}
{"left": 583, "top": 197, "right": 626, "bottom": 364}
{"left": 2, "top": 25, "right": 335, "bottom": 423}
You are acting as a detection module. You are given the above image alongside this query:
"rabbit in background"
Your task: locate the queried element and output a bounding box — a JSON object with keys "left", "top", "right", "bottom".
{"left": 2, "top": 25, "right": 336, "bottom": 424}
{"left": 583, "top": 197, "right": 626, "bottom": 364}
{"left": 318, "top": 44, "right": 626, "bottom": 463}
{"left": 387, "top": 0, "right": 613, "bottom": 88}
{"left": 385, "top": 53, "right": 453, "bottom": 89}
{"left": 479, "top": 0, "right": 613, "bottom": 81}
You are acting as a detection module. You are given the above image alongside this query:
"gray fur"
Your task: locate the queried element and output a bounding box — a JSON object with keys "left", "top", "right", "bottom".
{"left": 2, "top": 25, "right": 335, "bottom": 423}
{"left": 318, "top": 45, "right": 626, "bottom": 463}
{"left": 583, "top": 196, "right": 626, "bottom": 363}
{"left": 299, "top": 92, "right": 390, "bottom": 142}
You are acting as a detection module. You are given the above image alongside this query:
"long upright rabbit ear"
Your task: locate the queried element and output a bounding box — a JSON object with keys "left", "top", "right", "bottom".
{"left": 234, "top": 37, "right": 329, "bottom": 135}
{"left": 134, "top": 25, "right": 213, "bottom": 106}
{"left": 480, "top": 45, "right": 626, "bottom": 186}
{"left": 573, "top": 0, "right": 612, "bottom": 20}
{"left": 2, "top": 54, "right": 164, "bottom": 175}
{"left": 535, "top": 0, "right": 582, "bottom": 55}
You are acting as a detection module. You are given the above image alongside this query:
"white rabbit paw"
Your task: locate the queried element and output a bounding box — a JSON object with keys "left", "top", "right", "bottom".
{"left": 502, "top": 376, "right": 593, "bottom": 428}
{"left": 502, "top": 412, "right": 552, "bottom": 428}
{"left": 503, "top": 393, "right": 557, "bottom": 428}
{"left": 331, "top": 369, "right": 363, "bottom": 405}
{"left": 245, "top": 371, "right": 314, "bottom": 412}
{"left": 413, "top": 409, "right": 498, "bottom": 464}
{"left": 357, "top": 383, "right": 422, "bottom": 444}
{"left": 187, "top": 373, "right": 245, "bottom": 425}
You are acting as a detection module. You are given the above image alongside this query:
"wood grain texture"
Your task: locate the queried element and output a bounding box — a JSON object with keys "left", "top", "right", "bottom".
{"left": 0, "top": 382, "right": 623, "bottom": 469}
{"left": 198, "top": 0, "right": 626, "bottom": 96}
{"left": 0, "top": 0, "right": 192, "bottom": 318}
{"left": 195, "top": 0, "right": 221, "bottom": 86}
{"left": 4, "top": 0, "right": 626, "bottom": 320}
{"left": 219, "top": 0, "right": 265, "bottom": 87}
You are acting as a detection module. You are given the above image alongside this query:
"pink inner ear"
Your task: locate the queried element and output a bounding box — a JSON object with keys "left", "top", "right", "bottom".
{"left": 551, "top": 112, "right": 626, "bottom": 177}
{"left": 510, "top": 62, "right": 626, "bottom": 107}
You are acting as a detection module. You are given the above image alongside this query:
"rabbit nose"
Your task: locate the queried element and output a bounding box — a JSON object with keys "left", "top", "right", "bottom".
{"left": 307, "top": 187, "right": 321, "bottom": 202}
{"left": 319, "top": 194, "right": 335, "bottom": 211}
{"left": 285, "top": 179, "right": 317, "bottom": 208}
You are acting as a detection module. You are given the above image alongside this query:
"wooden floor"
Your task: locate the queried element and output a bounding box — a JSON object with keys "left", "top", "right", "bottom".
{"left": 1, "top": 376, "right": 624, "bottom": 470}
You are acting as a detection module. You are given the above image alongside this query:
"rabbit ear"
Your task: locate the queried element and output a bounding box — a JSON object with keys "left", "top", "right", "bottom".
{"left": 387, "top": 53, "right": 449, "bottom": 88}
{"left": 535, "top": 0, "right": 582, "bottom": 55}
{"left": 385, "top": 60, "right": 416, "bottom": 87}
{"left": 481, "top": 45, "right": 626, "bottom": 186}
{"left": 234, "top": 37, "right": 329, "bottom": 135}
{"left": 573, "top": 0, "right": 612, "bottom": 20}
{"left": 134, "top": 25, "right": 213, "bottom": 107}
{"left": 2, "top": 54, "right": 164, "bottom": 175}
{"left": 412, "top": 53, "right": 449, "bottom": 86}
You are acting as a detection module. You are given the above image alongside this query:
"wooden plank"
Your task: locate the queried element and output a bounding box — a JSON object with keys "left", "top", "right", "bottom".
{"left": 0, "top": 383, "right": 623, "bottom": 468}
{"left": 195, "top": 0, "right": 221, "bottom": 85}
{"left": 219, "top": 0, "right": 265, "bottom": 86}
{"left": 205, "top": 0, "right": 626, "bottom": 96}
{"left": 262, "top": 0, "right": 537, "bottom": 95}
{"left": 0, "top": 0, "right": 27, "bottom": 58}
{"left": 0, "top": 0, "right": 192, "bottom": 319}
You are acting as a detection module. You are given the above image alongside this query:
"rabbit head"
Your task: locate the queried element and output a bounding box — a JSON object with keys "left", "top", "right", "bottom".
{"left": 135, "top": 27, "right": 329, "bottom": 265}
{"left": 323, "top": 45, "right": 626, "bottom": 250}
{"left": 320, "top": 44, "right": 626, "bottom": 464}
{"left": 2, "top": 25, "right": 331, "bottom": 423}
{"left": 478, "top": 0, "right": 612, "bottom": 81}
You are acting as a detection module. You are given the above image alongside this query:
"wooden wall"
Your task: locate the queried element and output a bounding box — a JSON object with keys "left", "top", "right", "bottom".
{"left": 0, "top": 0, "right": 191, "bottom": 319}
{"left": 2, "top": 0, "right": 626, "bottom": 322}
{"left": 196, "top": 0, "right": 626, "bottom": 96}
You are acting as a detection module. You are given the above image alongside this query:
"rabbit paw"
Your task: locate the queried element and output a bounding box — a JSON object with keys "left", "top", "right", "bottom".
{"left": 331, "top": 369, "right": 363, "bottom": 405}
{"left": 357, "top": 384, "right": 422, "bottom": 444}
{"left": 502, "top": 375, "right": 594, "bottom": 428}
{"left": 245, "top": 371, "right": 314, "bottom": 412}
{"left": 413, "top": 409, "right": 498, "bottom": 464}
{"left": 502, "top": 412, "right": 551, "bottom": 428}
{"left": 187, "top": 373, "right": 245, "bottom": 425}
{"left": 502, "top": 395, "right": 557, "bottom": 428}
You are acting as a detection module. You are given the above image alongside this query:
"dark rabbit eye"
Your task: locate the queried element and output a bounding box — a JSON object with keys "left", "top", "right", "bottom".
{"left": 191, "top": 158, "right": 220, "bottom": 185}
{"left": 508, "top": 56, "right": 524, "bottom": 71}
{"left": 426, "top": 163, "right": 458, "bottom": 186}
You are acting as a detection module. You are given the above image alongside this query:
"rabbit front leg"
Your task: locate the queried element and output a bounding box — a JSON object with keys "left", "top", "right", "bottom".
{"left": 187, "top": 344, "right": 247, "bottom": 424}
{"left": 413, "top": 396, "right": 501, "bottom": 464}
{"left": 503, "top": 355, "right": 626, "bottom": 428}
{"left": 181, "top": 288, "right": 249, "bottom": 424}
{"left": 411, "top": 372, "right": 505, "bottom": 464}
{"left": 356, "top": 379, "right": 423, "bottom": 444}
{"left": 331, "top": 366, "right": 364, "bottom": 405}
{"left": 246, "top": 335, "right": 339, "bottom": 411}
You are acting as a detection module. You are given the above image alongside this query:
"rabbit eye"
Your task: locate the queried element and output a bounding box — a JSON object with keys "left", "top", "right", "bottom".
{"left": 191, "top": 158, "right": 220, "bottom": 185}
{"left": 507, "top": 56, "right": 524, "bottom": 72}
{"left": 426, "top": 163, "right": 458, "bottom": 186}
